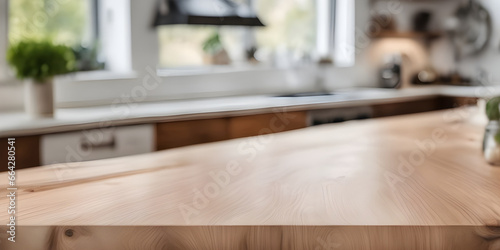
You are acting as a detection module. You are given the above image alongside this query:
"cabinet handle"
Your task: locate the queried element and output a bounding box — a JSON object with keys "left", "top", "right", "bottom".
{"left": 80, "top": 135, "right": 116, "bottom": 151}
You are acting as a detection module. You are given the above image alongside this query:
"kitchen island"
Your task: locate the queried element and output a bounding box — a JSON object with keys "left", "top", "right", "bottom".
{"left": 1, "top": 107, "right": 499, "bottom": 249}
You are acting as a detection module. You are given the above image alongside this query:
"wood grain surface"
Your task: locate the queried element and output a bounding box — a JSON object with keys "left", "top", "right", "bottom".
{"left": 0, "top": 226, "right": 497, "bottom": 250}
{"left": 1, "top": 107, "right": 500, "bottom": 249}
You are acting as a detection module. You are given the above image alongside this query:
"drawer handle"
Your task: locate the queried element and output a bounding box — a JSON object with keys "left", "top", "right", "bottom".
{"left": 80, "top": 135, "right": 116, "bottom": 151}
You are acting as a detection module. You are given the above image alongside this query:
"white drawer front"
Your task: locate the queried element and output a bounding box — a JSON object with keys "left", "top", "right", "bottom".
{"left": 41, "top": 124, "right": 154, "bottom": 165}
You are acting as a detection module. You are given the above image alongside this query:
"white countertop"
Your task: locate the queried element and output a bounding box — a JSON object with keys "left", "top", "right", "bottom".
{"left": 0, "top": 85, "right": 495, "bottom": 137}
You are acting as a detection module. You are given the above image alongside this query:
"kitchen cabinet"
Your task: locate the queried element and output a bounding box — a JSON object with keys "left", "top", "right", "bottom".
{"left": 41, "top": 125, "right": 155, "bottom": 165}
{"left": 372, "top": 97, "right": 446, "bottom": 118}
{"left": 156, "top": 118, "right": 229, "bottom": 150}
{"left": 228, "top": 111, "right": 308, "bottom": 139}
{"left": 0, "top": 136, "right": 40, "bottom": 170}
{"left": 371, "top": 96, "right": 479, "bottom": 118}
{"left": 447, "top": 96, "right": 478, "bottom": 107}
{"left": 156, "top": 111, "right": 308, "bottom": 149}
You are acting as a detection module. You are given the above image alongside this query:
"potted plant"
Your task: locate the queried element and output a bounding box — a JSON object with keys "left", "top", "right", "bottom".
{"left": 202, "top": 31, "right": 230, "bottom": 65}
{"left": 484, "top": 97, "right": 500, "bottom": 165}
{"left": 7, "top": 40, "right": 75, "bottom": 118}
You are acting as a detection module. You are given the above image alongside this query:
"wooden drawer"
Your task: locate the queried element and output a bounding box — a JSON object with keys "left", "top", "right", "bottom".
{"left": 372, "top": 97, "right": 449, "bottom": 118}
{"left": 156, "top": 118, "right": 229, "bottom": 150}
{"left": 448, "top": 97, "right": 478, "bottom": 107}
{"left": 0, "top": 136, "right": 40, "bottom": 171}
{"left": 41, "top": 125, "right": 154, "bottom": 165}
{"left": 229, "top": 111, "right": 307, "bottom": 139}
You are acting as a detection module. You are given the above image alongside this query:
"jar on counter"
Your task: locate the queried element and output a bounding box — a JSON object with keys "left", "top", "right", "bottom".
{"left": 483, "top": 120, "right": 500, "bottom": 165}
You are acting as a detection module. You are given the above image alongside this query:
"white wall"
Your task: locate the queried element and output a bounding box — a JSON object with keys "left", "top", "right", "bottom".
{"left": 454, "top": 0, "right": 500, "bottom": 82}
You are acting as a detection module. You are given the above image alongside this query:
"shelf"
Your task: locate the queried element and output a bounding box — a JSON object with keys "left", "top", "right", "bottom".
{"left": 370, "top": 0, "right": 455, "bottom": 2}
{"left": 371, "top": 31, "right": 443, "bottom": 39}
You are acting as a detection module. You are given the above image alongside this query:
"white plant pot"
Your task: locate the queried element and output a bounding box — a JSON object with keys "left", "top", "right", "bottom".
{"left": 24, "top": 78, "right": 55, "bottom": 118}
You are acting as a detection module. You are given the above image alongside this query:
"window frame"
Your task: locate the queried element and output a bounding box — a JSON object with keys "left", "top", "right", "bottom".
{"left": 154, "top": 0, "right": 355, "bottom": 71}
{"left": 0, "top": 0, "right": 136, "bottom": 85}
{"left": 0, "top": 0, "right": 10, "bottom": 83}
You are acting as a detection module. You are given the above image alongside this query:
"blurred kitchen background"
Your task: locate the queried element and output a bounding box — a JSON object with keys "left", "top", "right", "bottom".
{"left": 1, "top": 0, "right": 499, "bottom": 168}
{"left": 0, "top": 0, "right": 498, "bottom": 110}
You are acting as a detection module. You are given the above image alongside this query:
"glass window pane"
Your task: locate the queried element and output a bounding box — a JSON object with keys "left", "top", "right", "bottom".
{"left": 9, "top": 0, "right": 92, "bottom": 47}
{"left": 158, "top": 26, "right": 218, "bottom": 67}
{"left": 158, "top": 25, "right": 248, "bottom": 68}
{"left": 156, "top": 0, "right": 317, "bottom": 68}
{"left": 254, "top": 0, "right": 316, "bottom": 62}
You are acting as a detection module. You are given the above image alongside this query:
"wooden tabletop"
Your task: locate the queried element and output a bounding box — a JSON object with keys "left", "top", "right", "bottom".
{"left": 1, "top": 107, "right": 500, "bottom": 249}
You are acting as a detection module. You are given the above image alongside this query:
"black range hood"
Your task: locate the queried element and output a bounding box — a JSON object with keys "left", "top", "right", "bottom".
{"left": 153, "top": 0, "right": 265, "bottom": 27}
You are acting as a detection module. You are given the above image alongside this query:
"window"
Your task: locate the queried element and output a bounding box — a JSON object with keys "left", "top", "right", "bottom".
{"left": 157, "top": 0, "right": 318, "bottom": 68}
{"left": 8, "top": 0, "right": 104, "bottom": 71}
{"left": 156, "top": 0, "right": 354, "bottom": 69}
{"left": 254, "top": 0, "right": 316, "bottom": 64}
{"left": 157, "top": 25, "right": 248, "bottom": 68}
{"left": 159, "top": 26, "right": 219, "bottom": 67}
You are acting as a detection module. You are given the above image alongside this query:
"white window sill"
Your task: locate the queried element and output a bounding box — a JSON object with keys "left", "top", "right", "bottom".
{"left": 0, "top": 77, "right": 19, "bottom": 86}
{"left": 62, "top": 70, "right": 138, "bottom": 82}
{"left": 156, "top": 64, "right": 317, "bottom": 77}
{"left": 0, "top": 70, "right": 139, "bottom": 85}
{"left": 0, "top": 64, "right": 322, "bottom": 85}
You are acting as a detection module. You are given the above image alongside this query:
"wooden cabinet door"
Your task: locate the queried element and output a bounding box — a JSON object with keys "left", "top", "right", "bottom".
{"left": 229, "top": 111, "right": 307, "bottom": 139}
{"left": 371, "top": 97, "right": 445, "bottom": 118}
{"left": 446, "top": 97, "right": 478, "bottom": 107}
{"left": 156, "top": 118, "right": 229, "bottom": 150}
{"left": 0, "top": 136, "right": 40, "bottom": 171}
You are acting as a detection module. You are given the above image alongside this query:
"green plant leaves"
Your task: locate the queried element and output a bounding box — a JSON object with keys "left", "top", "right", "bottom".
{"left": 6, "top": 40, "right": 76, "bottom": 82}
{"left": 202, "top": 32, "right": 223, "bottom": 55}
{"left": 494, "top": 131, "right": 500, "bottom": 144}
{"left": 486, "top": 97, "right": 500, "bottom": 121}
